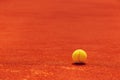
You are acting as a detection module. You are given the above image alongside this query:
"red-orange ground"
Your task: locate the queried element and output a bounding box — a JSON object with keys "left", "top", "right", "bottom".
{"left": 0, "top": 0, "right": 120, "bottom": 80}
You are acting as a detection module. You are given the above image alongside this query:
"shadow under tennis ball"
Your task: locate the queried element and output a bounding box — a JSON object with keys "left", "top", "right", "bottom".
{"left": 72, "top": 63, "right": 86, "bottom": 66}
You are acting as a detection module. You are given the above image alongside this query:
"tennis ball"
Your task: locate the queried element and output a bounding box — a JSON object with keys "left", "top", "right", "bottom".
{"left": 72, "top": 49, "right": 87, "bottom": 63}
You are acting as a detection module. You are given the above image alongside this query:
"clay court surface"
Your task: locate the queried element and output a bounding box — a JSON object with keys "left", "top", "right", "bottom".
{"left": 0, "top": 0, "right": 120, "bottom": 80}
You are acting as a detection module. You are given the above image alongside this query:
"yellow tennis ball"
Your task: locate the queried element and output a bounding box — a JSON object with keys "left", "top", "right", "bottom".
{"left": 72, "top": 49, "right": 87, "bottom": 63}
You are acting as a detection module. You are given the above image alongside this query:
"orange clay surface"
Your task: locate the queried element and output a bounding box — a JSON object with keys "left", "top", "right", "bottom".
{"left": 0, "top": 0, "right": 120, "bottom": 80}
